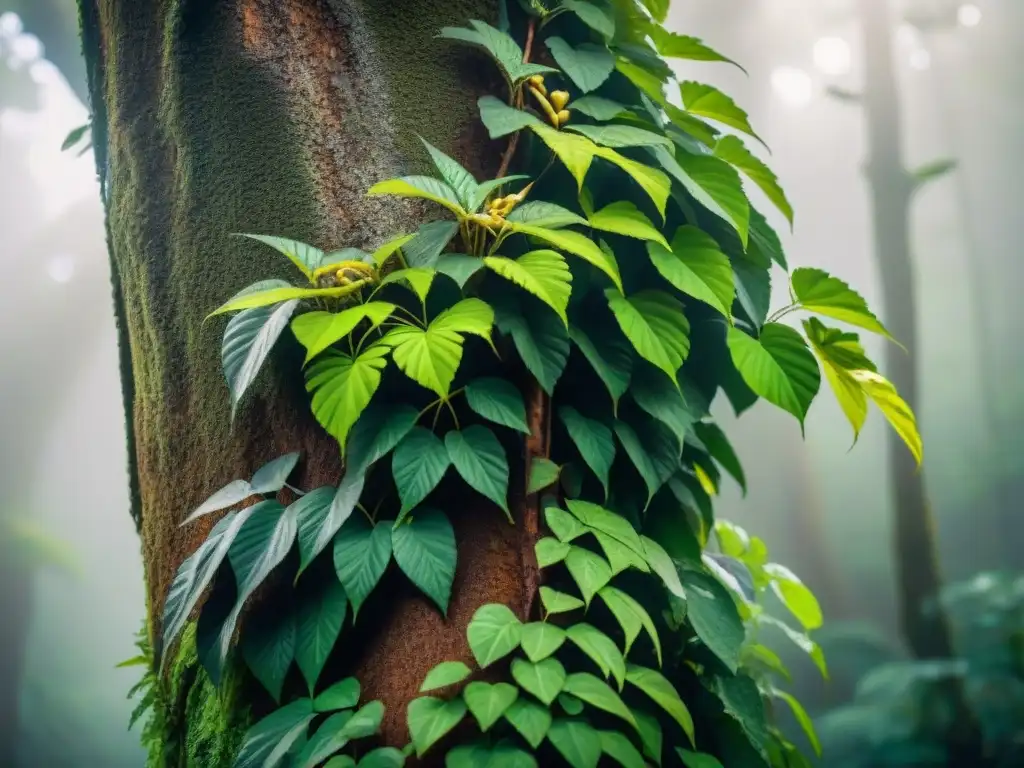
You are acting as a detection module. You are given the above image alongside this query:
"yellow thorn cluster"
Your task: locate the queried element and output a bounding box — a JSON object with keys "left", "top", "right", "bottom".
{"left": 527, "top": 76, "right": 571, "bottom": 128}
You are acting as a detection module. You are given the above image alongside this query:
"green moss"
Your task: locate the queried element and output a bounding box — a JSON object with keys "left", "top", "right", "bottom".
{"left": 147, "top": 623, "right": 250, "bottom": 768}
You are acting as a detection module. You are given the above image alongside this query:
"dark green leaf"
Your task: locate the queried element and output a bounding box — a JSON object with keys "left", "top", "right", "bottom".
{"left": 241, "top": 604, "right": 296, "bottom": 703}
{"left": 546, "top": 37, "right": 615, "bottom": 93}
{"left": 333, "top": 516, "right": 393, "bottom": 619}
{"left": 693, "top": 421, "right": 745, "bottom": 495}
{"left": 566, "top": 623, "right": 626, "bottom": 689}
{"left": 233, "top": 699, "right": 316, "bottom": 768}
{"left": 392, "top": 509, "right": 457, "bottom": 614}
{"left": 250, "top": 453, "right": 300, "bottom": 494}
{"left": 494, "top": 296, "right": 570, "bottom": 394}
{"left": 606, "top": 290, "right": 690, "bottom": 383}
{"left": 598, "top": 585, "right": 662, "bottom": 664}
{"left": 685, "top": 569, "right": 744, "bottom": 672}
{"left": 465, "top": 377, "right": 530, "bottom": 434}
{"left": 563, "top": 0, "right": 615, "bottom": 37}
{"left": 297, "top": 472, "right": 366, "bottom": 576}
{"left": 563, "top": 672, "right": 636, "bottom": 729}
{"left": 478, "top": 96, "right": 544, "bottom": 138}
{"left": 392, "top": 428, "right": 451, "bottom": 520}
{"left": 222, "top": 301, "right": 299, "bottom": 419}
{"left": 346, "top": 405, "right": 419, "bottom": 474}
{"left": 613, "top": 418, "right": 677, "bottom": 506}
{"left": 600, "top": 730, "right": 646, "bottom": 768}
{"left": 295, "top": 575, "right": 348, "bottom": 692}
{"left": 402, "top": 221, "right": 460, "bottom": 269}
{"left": 558, "top": 406, "right": 614, "bottom": 498}
{"left": 314, "top": 677, "right": 361, "bottom": 712}
{"left": 528, "top": 458, "right": 561, "bottom": 494}
{"left": 445, "top": 427, "right": 510, "bottom": 516}
{"left": 569, "top": 322, "right": 632, "bottom": 409}
{"left": 625, "top": 665, "right": 694, "bottom": 745}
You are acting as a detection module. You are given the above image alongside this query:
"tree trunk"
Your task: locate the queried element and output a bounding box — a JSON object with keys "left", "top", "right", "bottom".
{"left": 859, "top": 0, "right": 951, "bottom": 662}
{"left": 79, "top": 0, "right": 525, "bottom": 754}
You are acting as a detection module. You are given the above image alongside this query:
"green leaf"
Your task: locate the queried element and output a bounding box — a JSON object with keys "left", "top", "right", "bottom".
{"left": 593, "top": 532, "right": 647, "bottom": 576}
{"left": 680, "top": 82, "right": 763, "bottom": 145}
{"left": 520, "top": 622, "right": 567, "bottom": 662}
{"left": 62, "top": 122, "right": 90, "bottom": 151}
{"left": 587, "top": 202, "right": 669, "bottom": 250}
{"left": 485, "top": 250, "right": 572, "bottom": 325}
{"left": 506, "top": 201, "right": 589, "bottom": 229}
{"left": 306, "top": 346, "right": 389, "bottom": 449}
{"left": 598, "top": 585, "right": 662, "bottom": 665}
{"left": 566, "top": 623, "right": 626, "bottom": 689}
{"left": 529, "top": 123, "right": 597, "bottom": 189}
{"left": 236, "top": 234, "right": 325, "bottom": 281}
{"left": 803, "top": 318, "right": 870, "bottom": 443}
{"left": 249, "top": 453, "right": 300, "bottom": 494}
{"left": 629, "top": 365, "right": 694, "bottom": 451}
{"left": 613, "top": 419, "right": 678, "bottom": 506}
{"left": 504, "top": 698, "right": 552, "bottom": 749}
{"left": 634, "top": 711, "right": 663, "bottom": 766}
{"left": 159, "top": 509, "right": 255, "bottom": 669}
{"left": 558, "top": 694, "right": 584, "bottom": 716}
{"left": 852, "top": 368, "right": 923, "bottom": 464}
{"left": 357, "top": 747, "right": 405, "bottom": 767}
{"left": 548, "top": 719, "right": 602, "bottom": 768}
{"left": 403, "top": 221, "right": 460, "bottom": 269}
{"left": 528, "top": 458, "right": 561, "bottom": 495}
{"left": 773, "top": 689, "right": 821, "bottom": 757}
{"left": 420, "top": 661, "right": 472, "bottom": 693}
{"left": 370, "top": 233, "right": 416, "bottom": 266}
{"left": 407, "top": 696, "right": 467, "bottom": 758}
{"left": 436, "top": 253, "right": 485, "bottom": 287}
{"left": 233, "top": 699, "right": 316, "bottom": 768}
{"left": 241, "top": 604, "right": 295, "bottom": 704}
{"left": 759, "top": 614, "right": 828, "bottom": 678}
{"left": 392, "top": 509, "right": 457, "bottom": 614}
{"left": 346, "top": 405, "right": 419, "bottom": 474}
{"left": 565, "top": 499, "right": 643, "bottom": 554}
{"left": 333, "top": 516, "right": 392, "bottom": 619}
{"left": 765, "top": 563, "right": 823, "bottom": 630}
{"left": 693, "top": 422, "right": 746, "bottom": 495}
{"left": 296, "top": 473, "right": 366, "bottom": 577}
{"left": 675, "top": 749, "right": 724, "bottom": 768}
{"left": 509, "top": 223, "right": 621, "bottom": 292}
{"left": 468, "top": 603, "right": 523, "bottom": 668}
{"left": 540, "top": 586, "right": 584, "bottom": 615}
{"left": 656, "top": 148, "right": 750, "bottom": 246}
{"left": 558, "top": 407, "right": 615, "bottom": 498}
{"left": 567, "top": 124, "right": 673, "bottom": 150}
{"left": 536, "top": 537, "right": 570, "bottom": 568}
{"left": 367, "top": 176, "right": 465, "bottom": 217}
{"left": 419, "top": 136, "right": 478, "bottom": 210}
{"left": 222, "top": 300, "right": 299, "bottom": 418}
{"left": 445, "top": 426, "right": 510, "bottom": 517}
{"left": 295, "top": 575, "right": 348, "bottom": 692}
{"left": 291, "top": 303, "right": 396, "bottom": 364}
{"left": 563, "top": 672, "right": 636, "bottom": 728}
{"left": 713, "top": 135, "right": 792, "bottom": 225}
{"left": 463, "top": 681, "right": 519, "bottom": 731}
{"left": 392, "top": 428, "right": 451, "bottom": 517}
{"left": 708, "top": 673, "right": 769, "bottom": 754}
{"left": 648, "top": 226, "right": 734, "bottom": 319}
{"left": 182, "top": 479, "right": 255, "bottom": 526}
{"left": 600, "top": 730, "right": 646, "bottom": 768}
{"left": 494, "top": 296, "right": 570, "bottom": 394}
{"left": 649, "top": 27, "right": 744, "bottom": 71}
{"left": 378, "top": 268, "right": 436, "bottom": 305}
{"left": 478, "top": 95, "right": 543, "bottom": 138}
{"left": 312, "top": 680, "right": 362, "bottom": 717}
{"left": 791, "top": 267, "right": 894, "bottom": 340}
{"left": 684, "top": 570, "right": 744, "bottom": 672}
{"left": 594, "top": 147, "right": 671, "bottom": 218}
{"left": 910, "top": 157, "right": 957, "bottom": 186}
{"left": 569, "top": 95, "right": 629, "bottom": 121}
{"left": 464, "top": 378, "right": 530, "bottom": 434}
{"left": 205, "top": 501, "right": 297, "bottom": 683}
{"left": 546, "top": 37, "right": 614, "bottom": 93}
{"left": 563, "top": 0, "right": 615, "bottom": 37}
{"left": 640, "top": 535, "right": 685, "bottom": 599}
{"left": 438, "top": 20, "right": 556, "bottom": 84}
{"left": 606, "top": 290, "right": 690, "bottom": 383}
{"left": 512, "top": 657, "right": 566, "bottom": 706}
{"left": 385, "top": 300, "right": 494, "bottom": 398}
{"left": 569, "top": 322, "right": 632, "bottom": 409}
{"left": 625, "top": 665, "right": 694, "bottom": 745}
{"left": 545, "top": 506, "right": 588, "bottom": 543}
{"left": 726, "top": 324, "right": 820, "bottom": 427}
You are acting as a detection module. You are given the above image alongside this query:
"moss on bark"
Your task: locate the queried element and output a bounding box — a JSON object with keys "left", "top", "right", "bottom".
{"left": 82, "top": 0, "right": 523, "bottom": 757}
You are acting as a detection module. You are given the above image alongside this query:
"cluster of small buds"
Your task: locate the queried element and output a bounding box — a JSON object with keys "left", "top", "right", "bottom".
{"left": 527, "top": 75, "right": 571, "bottom": 128}
{"left": 469, "top": 183, "right": 534, "bottom": 230}
{"left": 312, "top": 259, "right": 375, "bottom": 288}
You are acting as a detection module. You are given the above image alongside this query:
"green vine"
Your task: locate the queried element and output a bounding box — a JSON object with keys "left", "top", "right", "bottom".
{"left": 135, "top": 1, "right": 924, "bottom": 766}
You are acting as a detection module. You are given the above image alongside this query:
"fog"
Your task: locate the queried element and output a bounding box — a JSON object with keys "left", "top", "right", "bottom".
{"left": 0, "top": 1, "right": 1019, "bottom": 765}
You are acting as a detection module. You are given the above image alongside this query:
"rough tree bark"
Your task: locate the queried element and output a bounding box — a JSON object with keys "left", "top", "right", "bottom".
{"left": 79, "top": 0, "right": 541, "bottom": 755}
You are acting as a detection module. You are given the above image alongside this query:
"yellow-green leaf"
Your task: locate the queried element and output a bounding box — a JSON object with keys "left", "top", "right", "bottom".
{"left": 588, "top": 201, "right": 669, "bottom": 249}
{"left": 484, "top": 250, "right": 572, "bottom": 325}
{"left": 657, "top": 147, "right": 750, "bottom": 246}
{"left": 713, "top": 135, "right": 793, "bottom": 226}
{"left": 290, "top": 303, "right": 396, "bottom": 363}
{"left": 378, "top": 267, "right": 436, "bottom": 305}
{"left": 432, "top": 298, "right": 495, "bottom": 342}
{"left": 773, "top": 689, "right": 821, "bottom": 757}
{"left": 371, "top": 233, "right": 416, "bottom": 265}
{"left": 791, "top": 267, "right": 895, "bottom": 341}
{"left": 509, "top": 223, "right": 621, "bottom": 292}
{"left": 804, "top": 318, "right": 870, "bottom": 443}
{"left": 764, "top": 562, "right": 823, "bottom": 630}
{"left": 529, "top": 123, "right": 596, "bottom": 189}
{"left": 305, "top": 346, "right": 389, "bottom": 449}
{"left": 680, "top": 81, "right": 764, "bottom": 146}
{"left": 384, "top": 326, "right": 465, "bottom": 398}
{"left": 648, "top": 27, "right": 746, "bottom": 73}
{"left": 367, "top": 177, "right": 466, "bottom": 217}
{"left": 209, "top": 282, "right": 369, "bottom": 317}
{"left": 647, "top": 226, "right": 735, "bottom": 319}
{"left": 606, "top": 290, "right": 690, "bottom": 384}
{"left": 594, "top": 147, "right": 670, "bottom": 219}
{"left": 851, "top": 368, "right": 923, "bottom": 465}
{"left": 235, "top": 234, "right": 325, "bottom": 281}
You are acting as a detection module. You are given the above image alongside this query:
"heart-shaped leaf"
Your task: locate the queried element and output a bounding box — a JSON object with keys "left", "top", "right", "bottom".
{"left": 445, "top": 426, "right": 510, "bottom": 518}
{"left": 468, "top": 603, "right": 523, "bottom": 668}
{"left": 391, "top": 509, "right": 457, "bottom": 614}
{"left": 333, "top": 516, "right": 392, "bottom": 619}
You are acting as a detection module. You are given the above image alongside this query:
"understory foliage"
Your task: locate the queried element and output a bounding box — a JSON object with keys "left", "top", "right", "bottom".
{"left": 813, "top": 572, "right": 1024, "bottom": 768}
{"left": 134, "top": 1, "right": 922, "bottom": 766}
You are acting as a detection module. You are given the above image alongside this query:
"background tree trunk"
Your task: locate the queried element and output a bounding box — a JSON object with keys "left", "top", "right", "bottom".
{"left": 80, "top": 0, "right": 526, "bottom": 752}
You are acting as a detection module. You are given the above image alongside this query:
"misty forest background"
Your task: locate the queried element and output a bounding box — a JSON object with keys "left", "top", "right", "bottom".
{"left": 1, "top": 0, "right": 1020, "bottom": 765}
